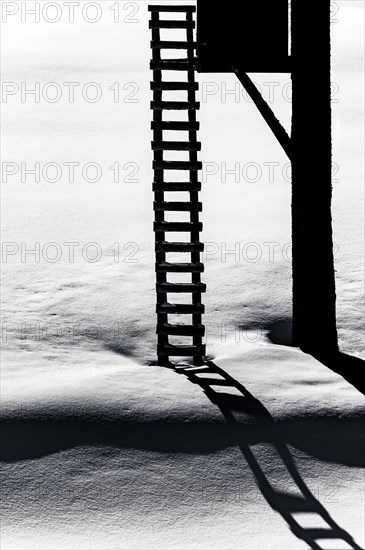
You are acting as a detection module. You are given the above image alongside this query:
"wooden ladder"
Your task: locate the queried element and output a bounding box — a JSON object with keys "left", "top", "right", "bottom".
{"left": 149, "top": 4, "right": 206, "bottom": 366}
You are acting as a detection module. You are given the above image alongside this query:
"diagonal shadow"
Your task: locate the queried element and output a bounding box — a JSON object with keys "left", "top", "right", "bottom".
{"left": 170, "top": 360, "right": 364, "bottom": 550}
{"left": 265, "top": 319, "right": 365, "bottom": 395}
{"left": 311, "top": 352, "right": 365, "bottom": 396}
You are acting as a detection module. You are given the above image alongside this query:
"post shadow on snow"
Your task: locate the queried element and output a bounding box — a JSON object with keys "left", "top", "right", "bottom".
{"left": 1, "top": 412, "right": 364, "bottom": 467}
{"left": 312, "top": 352, "right": 365, "bottom": 396}
{"left": 1, "top": 412, "right": 364, "bottom": 468}
{"left": 169, "top": 360, "right": 364, "bottom": 550}
{"left": 266, "top": 319, "right": 365, "bottom": 395}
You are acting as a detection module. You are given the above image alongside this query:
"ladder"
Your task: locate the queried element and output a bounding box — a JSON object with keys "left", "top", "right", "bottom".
{"left": 149, "top": 4, "right": 206, "bottom": 366}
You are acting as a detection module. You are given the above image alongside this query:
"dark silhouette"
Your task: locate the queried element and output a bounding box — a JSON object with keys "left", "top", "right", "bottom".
{"left": 291, "top": 1, "right": 338, "bottom": 354}
{"left": 148, "top": 1, "right": 355, "bottom": 366}
{"left": 149, "top": 5, "right": 205, "bottom": 366}
{"left": 197, "top": 0, "right": 289, "bottom": 73}
{"left": 196, "top": 0, "right": 339, "bottom": 357}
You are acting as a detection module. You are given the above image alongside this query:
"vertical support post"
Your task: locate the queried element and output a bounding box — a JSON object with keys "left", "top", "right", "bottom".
{"left": 186, "top": 9, "right": 204, "bottom": 366}
{"left": 291, "top": 0, "right": 338, "bottom": 354}
{"left": 151, "top": 10, "right": 168, "bottom": 366}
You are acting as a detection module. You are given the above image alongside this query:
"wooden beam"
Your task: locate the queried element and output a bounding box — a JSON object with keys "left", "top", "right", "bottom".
{"left": 291, "top": 0, "right": 337, "bottom": 354}
{"left": 233, "top": 68, "right": 293, "bottom": 161}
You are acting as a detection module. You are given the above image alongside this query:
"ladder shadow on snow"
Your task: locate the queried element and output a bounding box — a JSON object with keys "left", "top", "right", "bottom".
{"left": 171, "top": 360, "right": 364, "bottom": 550}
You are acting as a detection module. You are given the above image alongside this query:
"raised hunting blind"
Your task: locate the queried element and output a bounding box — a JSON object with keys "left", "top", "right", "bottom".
{"left": 149, "top": 1, "right": 338, "bottom": 367}
{"left": 197, "top": 0, "right": 290, "bottom": 73}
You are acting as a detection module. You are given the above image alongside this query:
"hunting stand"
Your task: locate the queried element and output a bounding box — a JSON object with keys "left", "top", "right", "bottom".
{"left": 149, "top": 1, "right": 338, "bottom": 366}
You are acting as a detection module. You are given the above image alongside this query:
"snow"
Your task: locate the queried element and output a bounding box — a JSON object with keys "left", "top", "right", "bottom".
{"left": 1, "top": 347, "right": 364, "bottom": 549}
{"left": 1, "top": 1, "right": 364, "bottom": 549}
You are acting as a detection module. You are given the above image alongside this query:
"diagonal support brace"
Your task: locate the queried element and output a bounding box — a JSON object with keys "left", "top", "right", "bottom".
{"left": 233, "top": 67, "right": 293, "bottom": 162}
{"left": 233, "top": 68, "right": 319, "bottom": 216}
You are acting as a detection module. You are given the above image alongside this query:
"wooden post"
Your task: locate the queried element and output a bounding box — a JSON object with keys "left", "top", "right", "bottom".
{"left": 291, "top": 0, "right": 338, "bottom": 354}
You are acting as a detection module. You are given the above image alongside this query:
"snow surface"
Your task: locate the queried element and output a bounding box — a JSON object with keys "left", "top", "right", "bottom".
{"left": 1, "top": 1, "right": 364, "bottom": 549}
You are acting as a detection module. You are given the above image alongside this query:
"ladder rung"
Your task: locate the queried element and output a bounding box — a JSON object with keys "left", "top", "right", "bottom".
{"left": 154, "top": 201, "right": 202, "bottom": 211}
{"left": 292, "top": 528, "right": 349, "bottom": 540}
{"left": 157, "top": 303, "right": 205, "bottom": 314}
{"left": 151, "top": 81, "right": 198, "bottom": 91}
{"left": 153, "top": 181, "right": 201, "bottom": 191}
{"left": 153, "top": 141, "right": 201, "bottom": 151}
{"left": 154, "top": 221, "right": 202, "bottom": 232}
{"left": 152, "top": 121, "right": 199, "bottom": 131}
{"left": 149, "top": 21, "right": 195, "bottom": 29}
{"left": 158, "top": 344, "right": 205, "bottom": 357}
{"left": 271, "top": 494, "right": 320, "bottom": 513}
{"left": 150, "top": 60, "right": 198, "bottom": 71}
{"left": 157, "top": 283, "right": 206, "bottom": 293}
{"left": 151, "top": 41, "right": 197, "bottom": 50}
{"left": 157, "top": 323, "right": 205, "bottom": 336}
{"left": 175, "top": 365, "right": 211, "bottom": 372}
{"left": 151, "top": 101, "right": 200, "bottom": 111}
{"left": 153, "top": 161, "right": 202, "bottom": 171}
{"left": 148, "top": 5, "right": 196, "bottom": 12}
{"left": 156, "top": 262, "right": 204, "bottom": 273}
{"left": 156, "top": 242, "right": 204, "bottom": 252}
